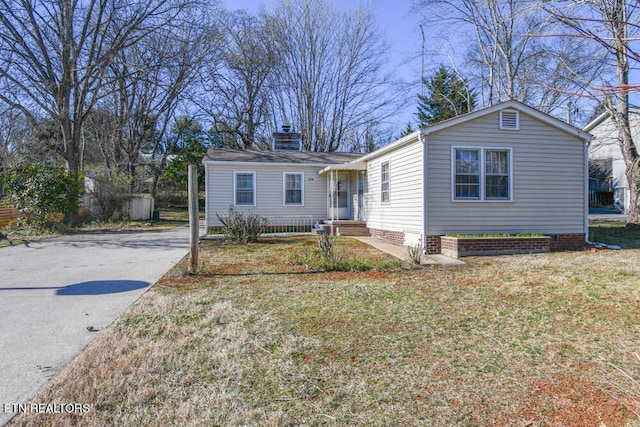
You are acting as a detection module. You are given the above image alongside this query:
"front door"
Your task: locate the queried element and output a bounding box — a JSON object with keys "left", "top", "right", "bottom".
{"left": 329, "top": 172, "right": 350, "bottom": 220}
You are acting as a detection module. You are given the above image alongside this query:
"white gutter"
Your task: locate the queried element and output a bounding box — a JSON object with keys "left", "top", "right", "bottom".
{"left": 419, "top": 130, "right": 429, "bottom": 252}
{"left": 203, "top": 159, "right": 209, "bottom": 231}
{"left": 584, "top": 139, "right": 591, "bottom": 244}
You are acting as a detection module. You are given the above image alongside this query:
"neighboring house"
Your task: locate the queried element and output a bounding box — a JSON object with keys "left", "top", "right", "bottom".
{"left": 583, "top": 106, "right": 640, "bottom": 213}
{"left": 204, "top": 100, "right": 593, "bottom": 254}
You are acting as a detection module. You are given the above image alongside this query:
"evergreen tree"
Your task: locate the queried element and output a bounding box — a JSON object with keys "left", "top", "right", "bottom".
{"left": 416, "top": 66, "right": 477, "bottom": 126}
{"left": 399, "top": 122, "right": 415, "bottom": 137}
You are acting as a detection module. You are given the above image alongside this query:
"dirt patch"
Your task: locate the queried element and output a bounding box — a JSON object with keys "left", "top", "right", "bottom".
{"left": 517, "top": 374, "right": 636, "bottom": 426}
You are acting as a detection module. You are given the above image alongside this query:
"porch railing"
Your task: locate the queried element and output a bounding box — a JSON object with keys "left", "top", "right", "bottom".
{"left": 262, "top": 215, "right": 315, "bottom": 234}
{"left": 589, "top": 191, "right": 614, "bottom": 207}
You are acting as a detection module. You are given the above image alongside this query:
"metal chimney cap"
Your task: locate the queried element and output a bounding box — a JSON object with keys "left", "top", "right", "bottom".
{"left": 281, "top": 123, "right": 291, "bottom": 132}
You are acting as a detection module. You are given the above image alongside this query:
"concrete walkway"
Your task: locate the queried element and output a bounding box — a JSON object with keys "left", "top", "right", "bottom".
{"left": 0, "top": 226, "right": 189, "bottom": 426}
{"left": 351, "top": 236, "right": 464, "bottom": 266}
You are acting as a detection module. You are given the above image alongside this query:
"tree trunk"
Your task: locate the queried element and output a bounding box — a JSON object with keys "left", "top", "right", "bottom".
{"left": 611, "top": 0, "right": 640, "bottom": 223}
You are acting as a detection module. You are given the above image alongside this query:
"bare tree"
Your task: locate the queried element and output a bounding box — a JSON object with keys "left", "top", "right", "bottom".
{"left": 543, "top": 0, "right": 640, "bottom": 223}
{"left": 0, "top": 107, "right": 30, "bottom": 175}
{"left": 98, "top": 8, "right": 214, "bottom": 195}
{"left": 266, "top": 0, "right": 398, "bottom": 152}
{"left": 0, "top": 0, "right": 196, "bottom": 222}
{"left": 414, "top": 0, "right": 605, "bottom": 114}
{"left": 198, "top": 10, "right": 276, "bottom": 149}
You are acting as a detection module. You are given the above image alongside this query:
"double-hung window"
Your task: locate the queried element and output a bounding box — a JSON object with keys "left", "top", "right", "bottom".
{"left": 234, "top": 172, "right": 255, "bottom": 206}
{"left": 453, "top": 148, "right": 511, "bottom": 201}
{"left": 380, "top": 161, "right": 390, "bottom": 203}
{"left": 284, "top": 172, "right": 304, "bottom": 205}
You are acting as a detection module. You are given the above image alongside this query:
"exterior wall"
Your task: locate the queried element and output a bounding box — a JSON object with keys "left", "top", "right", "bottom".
{"left": 587, "top": 112, "right": 640, "bottom": 211}
{"left": 426, "top": 111, "right": 587, "bottom": 237}
{"left": 365, "top": 138, "right": 424, "bottom": 245}
{"left": 205, "top": 162, "right": 328, "bottom": 228}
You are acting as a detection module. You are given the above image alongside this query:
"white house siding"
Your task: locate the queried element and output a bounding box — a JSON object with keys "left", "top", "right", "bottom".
{"left": 426, "top": 111, "right": 586, "bottom": 235}
{"left": 587, "top": 112, "right": 640, "bottom": 211}
{"left": 365, "top": 138, "right": 424, "bottom": 242}
{"left": 205, "top": 162, "right": 328, "bottom": 228}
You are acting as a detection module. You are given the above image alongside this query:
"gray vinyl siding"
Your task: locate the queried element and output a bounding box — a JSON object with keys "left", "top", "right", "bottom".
{"left": 206, "top": 163, "right": 328, "bottom": 227}
{"left": 366, "top": 138, "right": 424, "bottom": 235}
{"left": 427, "top": 111, "right": 586, "bottom": 235}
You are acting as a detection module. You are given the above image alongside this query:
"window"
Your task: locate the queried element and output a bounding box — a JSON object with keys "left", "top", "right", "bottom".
{"left": 453, "top": 148, "right": 511, "bottom": 201}
{"left": 485, "top": 150, "right": 509, "bottom": 199}
{"left": 380, "top": 161, "right": 390, "bottom": 203}
{"left": 455, "top": 149, "right": 480, "bottom": 198}
{"left": 234, "top": 172, "right": 255, "bottom": 206}
{"left": 284, "top": 172, "right": 304, "bottom": 205}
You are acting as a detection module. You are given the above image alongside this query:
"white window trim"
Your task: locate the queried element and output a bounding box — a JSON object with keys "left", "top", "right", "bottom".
{"left": 451, "top": 146, "right": 513, "bottom": 202}
{"left": 380, "top": 160, "right": 390, "bottom": 204}
{"left": 234, "top": 171, "right": 256, "bottom": 206}
{"left": 283, "top": 172, "right": 304, "bottom": 206}
{"left": 500, "top": 109, "right": 520, "bottom": 130}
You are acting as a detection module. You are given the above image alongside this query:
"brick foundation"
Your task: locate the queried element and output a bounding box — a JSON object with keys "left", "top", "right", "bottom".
{"left": 425, "top": 235, "right": 441, "bottom": 255}
{"left": 440, "top": 236, "right": 551, "bottom": 258}
{"left": 547, "top": 233, "right": 586, "bottom": 251}
{"left": 369, "top": 228, "right": 405, "bottom": 246}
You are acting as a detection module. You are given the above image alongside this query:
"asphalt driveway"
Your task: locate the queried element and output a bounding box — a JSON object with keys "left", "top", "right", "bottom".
{"left": 0, "top": 226, "right": 189, "bottom": 425}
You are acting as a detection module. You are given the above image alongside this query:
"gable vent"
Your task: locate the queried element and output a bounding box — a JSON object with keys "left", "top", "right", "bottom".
{"left": 500, "top": 110, "right": 519, "bottom": 130}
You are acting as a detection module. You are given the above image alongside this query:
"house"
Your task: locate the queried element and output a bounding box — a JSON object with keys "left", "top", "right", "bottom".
{"left": 203, "top": 100, "right": 593, "bottom": 254}
{"left": 583, "top": 106, "right": 640, "bottom": 213}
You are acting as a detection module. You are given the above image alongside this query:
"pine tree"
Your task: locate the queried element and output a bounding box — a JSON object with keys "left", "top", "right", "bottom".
{"left": 416, "top": 66, "right": 477, "bottom": 126}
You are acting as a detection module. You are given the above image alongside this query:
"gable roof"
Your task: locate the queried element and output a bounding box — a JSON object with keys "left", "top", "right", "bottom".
{"left": 583, "top": 105, "right": 640, "bottom": 132}
{"left": 204, "top": 101, "right": 593, "bottom": 168}
{"left": 203, "top": 147, "right": 362, "bottom": 165}
{"left": 358, "top": 99, "right": 594, "bottom": 163}
{"left": 420, "top": 99, "right": 593, "bottom": 141}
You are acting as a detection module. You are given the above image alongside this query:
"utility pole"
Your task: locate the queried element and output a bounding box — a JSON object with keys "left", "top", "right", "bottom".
{"left": 420, "top": 24, "right": 425, "bottom": 99}
{"left": 188, "top": 164, "right": 199, "bottom": 273}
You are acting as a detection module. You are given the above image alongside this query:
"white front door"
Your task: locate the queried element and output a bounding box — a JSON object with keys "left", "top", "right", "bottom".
{"left": 329, "top": 172, "right": 350, "bottom": 220}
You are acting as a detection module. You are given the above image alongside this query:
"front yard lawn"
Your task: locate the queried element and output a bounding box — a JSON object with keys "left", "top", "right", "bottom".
{"left": 11, "top": 226, "right": 640, "bottom": 426}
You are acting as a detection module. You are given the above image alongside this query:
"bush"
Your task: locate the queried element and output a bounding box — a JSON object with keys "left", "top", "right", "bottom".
{"left": 216, "top": 207, "right": 267, "bottom": 243}
{"left": 406, "top": 243, "right": 423, "bottom": 265}
{"left": 2, "top": 162, "right": 81, "bottom": 230}
{"left": 291, "top": 233, "right": 401, "bottom": 272}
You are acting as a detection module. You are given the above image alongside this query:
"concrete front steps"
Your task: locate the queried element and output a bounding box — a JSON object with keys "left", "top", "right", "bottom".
{"left": 320, "top": 220, "right": 369, "bottom": 237}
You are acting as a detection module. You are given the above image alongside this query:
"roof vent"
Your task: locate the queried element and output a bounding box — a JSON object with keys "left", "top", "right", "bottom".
{"left": 272, "top": 124, "right": 302, "bottom": 151}
{"left": 500, "top": 110, "right": 519, "bottom": 130}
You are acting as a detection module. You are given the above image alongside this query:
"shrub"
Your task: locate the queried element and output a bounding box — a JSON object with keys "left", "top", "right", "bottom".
{"left": 2, "top": 162, "right": 81, "bottom": 230}
{"left": 291, "top": 233, "right": 401, "bottom": 272}
{"left": 406, "top": 243, "right": 423, "bottom": 265}
{"left": 216, "top": 207, "right": 267, "bottom": 243}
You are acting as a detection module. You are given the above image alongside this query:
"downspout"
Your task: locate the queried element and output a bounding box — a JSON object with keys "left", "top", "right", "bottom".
{"left": 419, "top": 130, "right": 429, "bottom": 252}
{"left": 203, "top": 160, "right": 209, "bottom": 232}
{"left": 584, "top": 139, "right": 591, "bottom": 244}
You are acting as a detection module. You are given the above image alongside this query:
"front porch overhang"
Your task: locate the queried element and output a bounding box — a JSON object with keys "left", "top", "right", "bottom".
{"left": 318, "top": 161, "right": 366, "bottom": 175}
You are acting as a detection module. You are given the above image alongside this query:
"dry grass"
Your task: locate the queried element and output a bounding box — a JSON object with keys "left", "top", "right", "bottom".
{"left": 10, "top": 228, "right": 640, "bottom": 426}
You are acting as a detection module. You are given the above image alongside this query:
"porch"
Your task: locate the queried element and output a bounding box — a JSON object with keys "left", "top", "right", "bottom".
{"left": 317, "top": 219, "right": 369, "bottom": 237}
{"left": 319, "top": 163, "right": 367, "bottom": 223}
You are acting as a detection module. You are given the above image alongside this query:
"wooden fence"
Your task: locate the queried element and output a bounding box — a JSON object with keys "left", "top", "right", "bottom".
{"left": 0, "top": 201, "right": 20, "bottom": 229}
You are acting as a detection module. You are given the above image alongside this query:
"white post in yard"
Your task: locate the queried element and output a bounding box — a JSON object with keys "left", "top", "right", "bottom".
{"left": 188, "top": 164, "right": 199, "bottom": 273}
